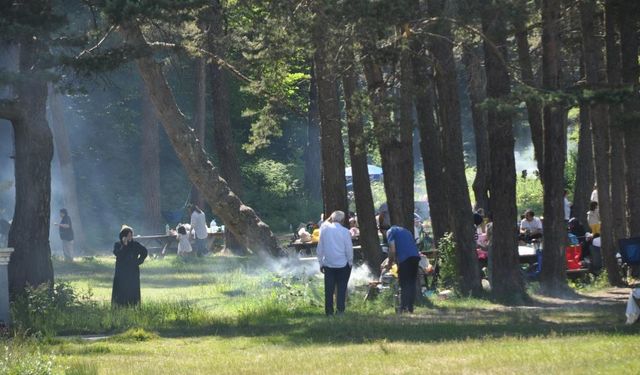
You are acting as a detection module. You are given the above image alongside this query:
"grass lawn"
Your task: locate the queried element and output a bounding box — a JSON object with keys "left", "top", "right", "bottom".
{"left": 3, "top": 255, "right": 639, "bottom": 374}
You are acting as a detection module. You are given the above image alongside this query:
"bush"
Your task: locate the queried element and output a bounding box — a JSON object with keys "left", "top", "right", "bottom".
{"left": 438, "top": 233, "right": 459, "bottom": 291}
{"left": 11, "top": 282, "right": 212, "bottom": 337}
{"left": 516, "top": 177, "right": 544, "bottom": 216}
{"left": 11, "top": 282, "right": 93, "bottom": 337}
{"left": 0, "top": 343, "right": 60, "bottom": 375}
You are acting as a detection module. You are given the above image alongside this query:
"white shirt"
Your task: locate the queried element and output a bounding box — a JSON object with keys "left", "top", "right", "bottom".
{"left": 190, "top": 211, "right": 208, "bottom": 240}
{"left": 520, "top": 217, "right": 543, "bottom": 233}
{"left": 317, "top": 222, "right": 353, "bottom": 268}
{"left": 591, "top": 189, "right": 598, "bottom": 203}
{"left": 564, "top": 197, "right": 571, "bottom": 220}
{"left": 177, "top": 233, "right": 192, "bottom": 254}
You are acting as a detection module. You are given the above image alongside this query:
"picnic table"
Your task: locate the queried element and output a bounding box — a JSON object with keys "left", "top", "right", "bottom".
{"left": 135, "top": 231, "right": 225, "bottom": 255}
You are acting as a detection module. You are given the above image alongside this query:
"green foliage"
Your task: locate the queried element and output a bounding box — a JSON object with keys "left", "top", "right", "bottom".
{"left": 0, "top": 343, "right": 60, "bottom": 375}
{"left": 11, "top": 283, "right": 93, "bottom": 337}
{"left": 242, "top": 158, "right": 320, "bottom": 230}
{"left": 110, "top": 328, "right": 159, "bottom": 342}
{"left": 437, "top": 232, "right": 459, "bottom": 291}
{"left": 516, "top": 176, "right": 544, "bottom": 216}
{"left": 10, "top": 281, "right": 212, "bottom": 337}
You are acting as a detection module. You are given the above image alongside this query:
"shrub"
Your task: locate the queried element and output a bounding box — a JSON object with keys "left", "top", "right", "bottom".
{"left": 516, "top": 177, "right": 544, "bottom": 216}
{"left": 0, "top": 343, "right": 59, "bottom": 375}
{"left": 11, "top": 282, "right": 93, "bottom": 337}
{"left": 438, "top": 233, "right": 459, "bottom": 292}
{"left": 11, "top": 282, "right": 212, "bottom": 337}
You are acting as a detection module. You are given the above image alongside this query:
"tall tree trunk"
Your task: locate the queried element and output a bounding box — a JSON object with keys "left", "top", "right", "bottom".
{"left": 427, "top": 0, "right": 481, "bottom": 296}
{"left": 513, "top": 3, "right": 545, "bottom": 182}
{"left": 604, "top": 0, "right": 627, "bottom": 240}
{"left": 540, "top": 0, "right": 569, "bottom": 293}
{"left": 412, "top": 50, "right": 449, "bottom": 243}
{"left": 398, "top": 29, "right": 416, "bottom": 232}
{"left": 7, "top": 37, "right": 54, "bottom": 296}
{"left": 481, "top": 0, "right": 526, "bottom": 301}
{"left": 573, "top": 101, "right": 594, "bottom": 226}
{"left": 190, "top": 57, "right": 207, "bottom": 211}
{"left": 209, "top": 0, "right": 247, "bottom": 255}
{"left": 121, "top": 23, "right": 282, "bottom": 256}
{"left": 303, "top": 66, "right": 322, "bottom": 201}
{"left": 311, "top": 2, "right": 348, "bottom": 218}
{"left": 580, "top": 0, "right": 623, "bottom": 286}
{"left": 48, "top": 86, "right": 88, "bottom": 251}
{"left": 360, "top": 51, "right": 413, "bottom": 231}
{"left": 342, "top": 46, "right": 383, "bottom": 274}
{"left": 619, "top": 2, "right": 640, "bottom": 237}
{"left": 140, "top": 85, "right": 163, "bottom": 235}
{"left": 359, "top": 27, "right": 414, "bottom": 232}
{"left": 462, "top": 46, "right": 490, "bottom": 212}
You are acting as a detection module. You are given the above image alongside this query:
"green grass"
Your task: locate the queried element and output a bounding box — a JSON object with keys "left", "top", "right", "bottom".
{"left": 3, "top": 255, "right": 639, "bottom": 374}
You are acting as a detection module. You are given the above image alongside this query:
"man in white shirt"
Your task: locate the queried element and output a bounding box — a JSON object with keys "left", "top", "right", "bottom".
{"left": 519, "top": 209, "right": 543, "bottom": 243}
{"left": 317, "top": 210, "right": 353, "bottom": 316}
{"left": 190, "top": 205, "right": 208, "bottom": 256}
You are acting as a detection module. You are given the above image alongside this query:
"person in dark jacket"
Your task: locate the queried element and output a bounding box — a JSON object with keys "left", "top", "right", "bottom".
{"left": 111, "top": 226, "right": 148, "bottom": 307}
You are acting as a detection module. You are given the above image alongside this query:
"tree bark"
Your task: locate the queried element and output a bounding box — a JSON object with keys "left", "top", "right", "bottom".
{"left": 580, "top": 0, "right": 623, "bottom": 286}
{"left": 481, "top": 0, "right": 526, "bottom": 301}
{"left": 359, "top": 35, "right": 414, "bottom": 231}
{"left": 427, "top": 0, "right": 481, "bottom": 296}
{"left": 540, "top": 0, "right": 569, "bottom": 293}
{"left": 342, "top": 46, "right": 383, "bottom": 274}
{"left": 461, "top": 46, "right": 490, "bottom": 213}
{"left": 8, "top": 37, "right": 54, "bottom": 296}
{"left": 604, "top": 0, "right": 627, "bottom": 240}
{"left": 311, "top": 2, "right": 348, "bottom": 218}
{"left": 121, "top": 22, "right": 282, "bottom": 256}
{"left": 48, "top": 86, "right": 88, "bottom": 251}
{"left": 513, "top": 4, "right": 545, "bottom": 182}
{"left": 397, "top": 30, "right": 416, "bottom": 232}
{"left": 209, "top": 0, "right": 248, "bottom": 255}
{"left": 619, "top": 2, "right": 640, "bottom": 237}
{"left": 573, "top": 101, "right": 594, "bottom": 226}
{"left": 303, "top": 66, "right": 322, "bottom": 202}
{"left": 412, "top": 49, "right": 449, "bottom": 243}
{"left": 190, "top": 57, "right": 207, "bottom": 211}
{"left": 140, "top": 85, "right": 164, "bottom": 235}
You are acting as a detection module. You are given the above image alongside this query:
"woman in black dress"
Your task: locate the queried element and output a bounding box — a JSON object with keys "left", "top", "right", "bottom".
{"left": 111, "top": 226, "right": 148, "bottom": 307}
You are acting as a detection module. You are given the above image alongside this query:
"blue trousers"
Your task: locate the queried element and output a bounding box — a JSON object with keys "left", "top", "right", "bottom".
{"left": 324, "top": 265, "right": 351, "bottom": 315}
{"left": 194, "top": 238, "right": 208, "bottom": 256}
{"left": 398, "top": 256, "right": 420, "bottom": 313}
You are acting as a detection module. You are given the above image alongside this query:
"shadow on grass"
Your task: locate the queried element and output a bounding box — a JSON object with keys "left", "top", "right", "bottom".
{"left": 150, "top": 308, "right": 639, "bottom": 346}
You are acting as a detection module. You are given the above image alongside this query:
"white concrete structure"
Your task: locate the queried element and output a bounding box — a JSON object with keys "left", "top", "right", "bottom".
{"left": 0, "top": 248, "right": 13, "bottom": 327}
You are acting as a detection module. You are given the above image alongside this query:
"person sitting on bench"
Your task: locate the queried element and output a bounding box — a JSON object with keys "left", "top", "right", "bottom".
{"left": 519, "top": 209, "right": 543, "bottom": 244}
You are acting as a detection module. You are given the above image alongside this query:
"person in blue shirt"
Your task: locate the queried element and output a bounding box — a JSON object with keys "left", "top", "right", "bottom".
{"left": 385, "top": 225, "right": 421, "bottom": 313}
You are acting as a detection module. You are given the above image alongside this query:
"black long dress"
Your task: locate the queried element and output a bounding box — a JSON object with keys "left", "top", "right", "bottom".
{"left": 111, "top": 240, "right": 148, "bottom": 307}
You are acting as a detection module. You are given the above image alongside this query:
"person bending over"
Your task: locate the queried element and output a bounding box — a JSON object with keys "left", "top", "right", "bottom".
{"left": 385, "top": 225, "right": 421, "bottom": 313}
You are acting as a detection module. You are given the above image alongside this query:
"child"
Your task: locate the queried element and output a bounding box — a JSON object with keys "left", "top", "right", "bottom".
{"left": 349, "top": 217, "right": 360, "bottom": 238}
{"left": 176, "top": 225, "right": 192, "bottom": 256}
{"left": 587, "top": 201, "right": 601, "bottom": 235}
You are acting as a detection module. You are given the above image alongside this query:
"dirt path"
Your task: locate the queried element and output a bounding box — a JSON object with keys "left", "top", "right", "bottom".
{"left": 530, "top": 287, "right": 632, "bottom": 308}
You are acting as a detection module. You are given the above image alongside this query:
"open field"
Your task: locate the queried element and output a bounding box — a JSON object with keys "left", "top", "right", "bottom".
{"left": 3, "top": 255, "right": 639, "bottom": 374}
